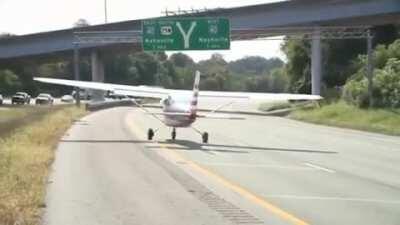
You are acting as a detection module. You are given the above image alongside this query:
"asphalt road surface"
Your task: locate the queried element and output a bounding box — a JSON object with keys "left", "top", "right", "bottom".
{"left": 43, "top": 107, "right": 400, "bottom": 225}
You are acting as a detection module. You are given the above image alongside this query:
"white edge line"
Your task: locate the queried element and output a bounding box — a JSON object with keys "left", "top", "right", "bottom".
{"left": 304, "top": 163, "right": 336, "bottom": 173}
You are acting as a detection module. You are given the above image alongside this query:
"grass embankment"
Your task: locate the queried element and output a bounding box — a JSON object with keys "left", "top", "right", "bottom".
{"left": 290, "top": 101, "right": 400, "bottom": 136}
{"left": 0, "top": 106, "right": 86, "bottom": 225}
{"left": 0, "top": 106, "right": 57, "bottom": 137}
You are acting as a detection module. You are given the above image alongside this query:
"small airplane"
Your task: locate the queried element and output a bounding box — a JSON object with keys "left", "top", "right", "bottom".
{"left": 34, "top": 71, "right": 321, "bottom": 143}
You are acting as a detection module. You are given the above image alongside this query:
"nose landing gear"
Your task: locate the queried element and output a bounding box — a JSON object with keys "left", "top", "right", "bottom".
{"left": 147, "top": 128, "right": 154, "bottom": 140}
{"left": 202, "top": 132, "right": 208, "bottom": 143}
{"left": 171, "top": 128, "right": 176, "bottom": 140}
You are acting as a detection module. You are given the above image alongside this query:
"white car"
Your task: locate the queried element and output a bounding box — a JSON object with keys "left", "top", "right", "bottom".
{"left": 61, "top": 95, "right": 74, "bottom": 103}
{"left": 35, "top": 93, "right": 54, "bottom": 105}
{"left": 0, "top": 94, "right": 3, "bottom": 105}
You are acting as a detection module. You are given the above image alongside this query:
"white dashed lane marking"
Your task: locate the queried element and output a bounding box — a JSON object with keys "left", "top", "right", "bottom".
{"left": 304, "top": 163, "right": 336, "bottom": 173}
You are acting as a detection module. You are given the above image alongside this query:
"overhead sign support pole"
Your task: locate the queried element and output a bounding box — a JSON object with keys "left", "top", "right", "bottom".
{"left": 311, "top": 28, "right": 322, "bottom": 96}
{"left": 366, "top": 29, "right": 374, "bottom": 108}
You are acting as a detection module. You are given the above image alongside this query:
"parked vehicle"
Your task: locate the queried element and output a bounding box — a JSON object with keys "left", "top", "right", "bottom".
{"left": 12, "top": 92, "right": 31, "bottom": 104}
{"left": 0, "top": 94, "right": 3, "bottom": 105}
{"left": 72, "top": 90, "right": 91, "bottom": 100}
{"left": 61, "top": 94, "right": 74, "bottom": 103}
{"left": 35, "top": 93, "right": 54, "bottom": 105}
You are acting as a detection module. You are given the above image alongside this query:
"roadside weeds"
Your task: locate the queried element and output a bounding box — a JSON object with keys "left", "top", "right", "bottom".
{"left": 0, "top": 106, "right": 86, "bottom": 225}
{"left": 290, "top": 101, "right": 400, "bottom": 136}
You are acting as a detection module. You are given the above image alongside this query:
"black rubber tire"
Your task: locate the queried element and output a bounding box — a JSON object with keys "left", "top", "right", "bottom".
{"left": 147, "top": 129, "right": 154, "bottom": 140}
{"left": 202, "top": 132, "right": 209, "bottom": 143}
{"left": 171, "top": 130, "right": 176, "bottom": 140}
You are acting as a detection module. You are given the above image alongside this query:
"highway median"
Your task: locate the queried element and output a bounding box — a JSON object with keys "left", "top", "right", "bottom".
{"left": 0, "top": 106, "right": 86, "bottom": 225}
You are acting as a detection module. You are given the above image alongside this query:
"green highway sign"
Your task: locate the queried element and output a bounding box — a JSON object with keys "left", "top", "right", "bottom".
{"left": 142, "top": 18, "right": 230, "bottom": 51}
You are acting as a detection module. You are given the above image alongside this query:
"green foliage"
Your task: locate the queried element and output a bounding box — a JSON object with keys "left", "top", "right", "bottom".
{"left": 373, "top": 58, "right": 400, "bottom": 107}
{"left": 291, "top": 101, "right": 400, "bottom": 136}
{"left": 131, "top": 52, "right": 158, "bottom": 85}
{"left": 228, "top": 56, "right": 283, "bottom": 75}
{"left": 169, "top": 53, "right": 195, "bottom": 68}
{"left": 323, "top": 39, "right": 365, "bottom": 87}
{"left": 105, "top": 54, "right": 136, "bottom": 84}
{"left": 269, "top": 68, "right": 289, "bottom": 92}
{"left": 281, "top": 25, "right": 399, "bottom": 97}
{"left": 0, "top": 70, "right": 21, "bottom": 95}
{"left": 343, "top": 40, "right": 400, "bottom": 108}
{"left": 342, "top": 78, "right": 369, "bottom": 108}
{"left": 281, "top": 39, "right": 311, "bottom": 93}
{"left": 243, "top": 68, "right": 288, "bottom": 93}
{"left": 196, "top": 54, "right": 230, "bottom": 91}
{"left": 104, "top": 52, "right": 159, "bottom": 86}
{"left": 2, "top": 50, "right": 289, "bottom": 95}
{"left": 281, "top": 38, "right": 366, "bottom": 94}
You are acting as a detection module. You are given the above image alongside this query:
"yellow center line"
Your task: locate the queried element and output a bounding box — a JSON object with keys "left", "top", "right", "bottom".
{"left": 158, "top": 143, "right": 310, "bottom": 225}
{"left": 124, "top": 113, "right": 310, "bottom": 225}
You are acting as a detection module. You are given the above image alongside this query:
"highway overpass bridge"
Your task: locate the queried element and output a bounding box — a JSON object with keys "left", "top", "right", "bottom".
{"left": 0, "top": 0, "right": 399, "bottom": 94}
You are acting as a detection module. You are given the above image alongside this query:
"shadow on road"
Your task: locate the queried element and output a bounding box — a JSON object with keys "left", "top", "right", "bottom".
{"left": 60, "top": 139, "right": 337, "bottom": 155}
{"left": 159, "top": 140, "right": 337, "bottom": 154}
{"left": 60, "top": 139, "right": 150, "bottom": 144}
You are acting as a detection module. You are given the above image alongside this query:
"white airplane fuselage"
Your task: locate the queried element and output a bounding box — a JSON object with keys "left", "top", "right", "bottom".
{"left": 161, "top": 95, "right": 196, "bottom": 127}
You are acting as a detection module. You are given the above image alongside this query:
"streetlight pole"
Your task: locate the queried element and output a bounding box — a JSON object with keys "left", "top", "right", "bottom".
{"left": 104, "top": 0, "right": 108, "bottom": 23}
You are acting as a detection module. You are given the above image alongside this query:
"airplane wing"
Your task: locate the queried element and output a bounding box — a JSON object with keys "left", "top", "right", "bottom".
{"left": 147, "top": 112, "right": 244, "bottom": 120}
{"left": 34, "top": 77, "right": 322, "bottom": 101}
{"left": 34, "top": 77, "right": 169, "bottom": 99}
{"left": 197, "top": 91, "right": 322, "bottom": 101}
{"left": 147, "top": 112, "right": 192, "bottom": 116}
{"left": 196, "top": 113, "right": 245, "bottom": 120}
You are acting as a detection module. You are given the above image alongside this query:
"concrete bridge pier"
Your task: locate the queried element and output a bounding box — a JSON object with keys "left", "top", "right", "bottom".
{"left": 311, "top": 28, "right": 322, "bottom": 96}
{"left": 90, "top": 50, "right": 106, "bottom": 101}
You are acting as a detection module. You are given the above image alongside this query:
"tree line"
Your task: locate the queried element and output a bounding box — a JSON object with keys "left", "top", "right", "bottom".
{"left": 0, "top": 52, "right": 286, "bottom": 96}
{"left": 282, "top": 24, "right": 400, "bottom": 108}
{"left": 0, "top": 24, "right": 399, "bottom": 108}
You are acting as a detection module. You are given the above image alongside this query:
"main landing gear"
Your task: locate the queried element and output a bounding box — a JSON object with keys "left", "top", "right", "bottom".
{"left": 146, "top": 127, "right": 177, "bottom": 141}
{"left": 192, "top": 127, "right": 209, "bottom": 144}
{"left": 147, "top": 127, "right": 176, "bottom": 141}
{"left": 147, "top": 127, "right": 209, "bottom": 143}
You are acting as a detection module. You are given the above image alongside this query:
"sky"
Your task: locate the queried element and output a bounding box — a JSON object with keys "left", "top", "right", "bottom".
{"left": 0, "top": 0, "right": 285, "bottom": 62}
